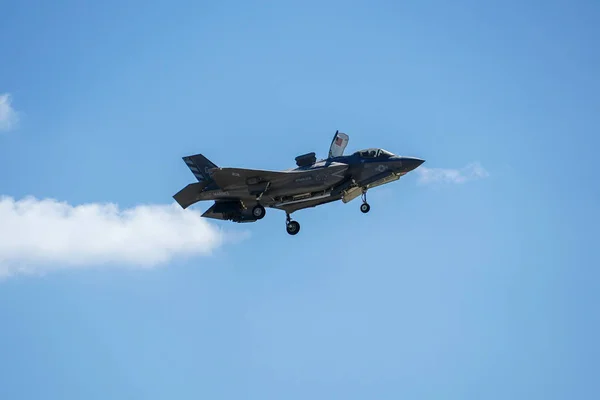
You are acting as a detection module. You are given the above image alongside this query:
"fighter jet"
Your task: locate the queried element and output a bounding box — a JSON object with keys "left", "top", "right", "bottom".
{"left": 173, "top": 131, "right": 424, "bottom": 235}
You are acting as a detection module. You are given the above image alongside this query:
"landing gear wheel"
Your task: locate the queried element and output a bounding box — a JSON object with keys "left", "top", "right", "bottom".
{"left": 285, "top": 213, "right": 300, "bottom": 235}
{"left": 252, "top": 204, "right": 266, "bottom": 219}
{"left": 360, "top": 189, "right": 370, "bottom": 213}
{"left": 286, "top": 221, "right": 300, "bottom": 235}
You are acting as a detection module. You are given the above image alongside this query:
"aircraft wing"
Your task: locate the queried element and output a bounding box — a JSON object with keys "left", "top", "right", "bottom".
{"left": 210, "top": 167, "right": 294, "bottom": 189}
{"left": 328, "top": 131, "right": 349, "bottom": 158}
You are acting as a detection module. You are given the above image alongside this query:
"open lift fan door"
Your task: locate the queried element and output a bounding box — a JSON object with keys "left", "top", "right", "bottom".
{"left": 329, "top": 131, "right": 349, "bottom": 158}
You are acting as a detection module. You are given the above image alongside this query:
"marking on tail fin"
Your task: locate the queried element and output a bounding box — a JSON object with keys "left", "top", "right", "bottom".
{"left": 182, "top": 154, "right": 218, "bottom": 182}
{"left": 184, "top": 158, "right": 206, "bottom": 181}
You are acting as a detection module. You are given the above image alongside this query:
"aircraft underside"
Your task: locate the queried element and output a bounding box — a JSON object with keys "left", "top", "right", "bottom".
{"left": 198, "top": 171, "right": 401, "bottom": 235}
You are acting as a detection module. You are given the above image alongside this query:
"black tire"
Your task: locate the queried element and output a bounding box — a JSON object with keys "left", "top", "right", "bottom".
{"left": 360, "top": 203, "right": 370, "bottom": 213}
{"left": 252, "top": 204, "right": 266, "bottom": 219}
{"left": 286, "top": 221, "right": 300, "bottom": 235}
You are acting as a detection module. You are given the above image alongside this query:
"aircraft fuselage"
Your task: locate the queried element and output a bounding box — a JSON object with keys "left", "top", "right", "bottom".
{"left": 173, "top": 131, "right": 425, "bottom": 234}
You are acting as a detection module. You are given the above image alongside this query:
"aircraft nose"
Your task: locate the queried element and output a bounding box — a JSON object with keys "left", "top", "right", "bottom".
{"left": 401, "top": 157, "right": 425, "bottom": 172}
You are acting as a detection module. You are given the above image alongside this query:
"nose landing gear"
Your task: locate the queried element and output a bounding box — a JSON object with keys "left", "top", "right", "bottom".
{"left": 285, "top": 213, "right": 300, "bottom": 235}
{"left": 360, "top": 189, "right": 370, "bottom": 213}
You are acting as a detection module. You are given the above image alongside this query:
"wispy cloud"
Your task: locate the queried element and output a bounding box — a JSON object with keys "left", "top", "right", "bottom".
{"left": 417, "top": 162, "right": 489, "bottom": 185}
{"left": 0, "top": 93, "right": 19, "bottom": 132}
{"left": 0, "top": 196, "right": 245, "bottom": 278}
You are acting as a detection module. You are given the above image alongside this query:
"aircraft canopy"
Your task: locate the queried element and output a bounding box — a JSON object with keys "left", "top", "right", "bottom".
{"left": 355, "top": 148, "right": 394, "bottom": 158}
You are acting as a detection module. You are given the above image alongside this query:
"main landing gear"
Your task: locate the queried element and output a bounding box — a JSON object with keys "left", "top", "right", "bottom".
{"left": 285, "top": 213, "right": 300, "bottom": 235}
{"left": 252, "top": 204, "right": 266, "bottom": 220}
{"left": 360, "top": 189, "right": 370, "bottom": 213}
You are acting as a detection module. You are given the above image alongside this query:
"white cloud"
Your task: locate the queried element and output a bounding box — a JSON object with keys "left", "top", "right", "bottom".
{"left": 0, "top": 93, "right": 19, "bottom": 132}
{"left": 0, "top": 196, "right": 244, "bottom": 278}
{"left": 417, "top": 162, "right": 489, "bottom": 185}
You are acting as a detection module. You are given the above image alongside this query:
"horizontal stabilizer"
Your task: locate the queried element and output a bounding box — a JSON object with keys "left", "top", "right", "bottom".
{"left": 201, "top": 203, "right": 230, "bottom": 220}
{"left": 202, "top": 200, "right": 258, "bottom": 223}
{"left": 173, "top": 181, "right": 210, "bottom": 209}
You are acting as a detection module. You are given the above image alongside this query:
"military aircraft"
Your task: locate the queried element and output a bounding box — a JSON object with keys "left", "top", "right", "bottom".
{"left": 173, "top": 131, "right": 424, "bottom": 235}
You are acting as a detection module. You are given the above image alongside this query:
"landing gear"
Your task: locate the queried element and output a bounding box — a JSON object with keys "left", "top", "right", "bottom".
{"left": 286, "top": 221, "right": 300, "bottom": 235}
{"left": 360, "top": 189, "right": 370, "bottom": 213}
{"left": 285, "top": 213, "right": 300, "bottom": 235}
{"left": 252, "top": 204, "right": 266, "bottom": 219}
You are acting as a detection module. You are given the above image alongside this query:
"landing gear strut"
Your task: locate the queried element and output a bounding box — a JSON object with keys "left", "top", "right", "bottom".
{"left": 360, "top": 189, "right": 370, "bottom": 213}
{"left": 285, "top": 213, "right": 300, "bottom": 235}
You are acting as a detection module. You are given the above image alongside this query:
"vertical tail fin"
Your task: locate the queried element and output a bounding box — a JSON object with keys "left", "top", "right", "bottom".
{"left": 182, "top": 154, "right": 218, "bottom": 182}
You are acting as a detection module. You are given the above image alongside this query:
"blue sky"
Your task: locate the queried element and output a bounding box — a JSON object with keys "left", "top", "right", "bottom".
{"left": 1, "top": 0, "right": 599, "bottom": 398}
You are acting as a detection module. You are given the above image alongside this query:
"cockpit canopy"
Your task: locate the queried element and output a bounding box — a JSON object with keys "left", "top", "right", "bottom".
{"left": 354, "top": 148, "right": 395, "bottom": 159}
